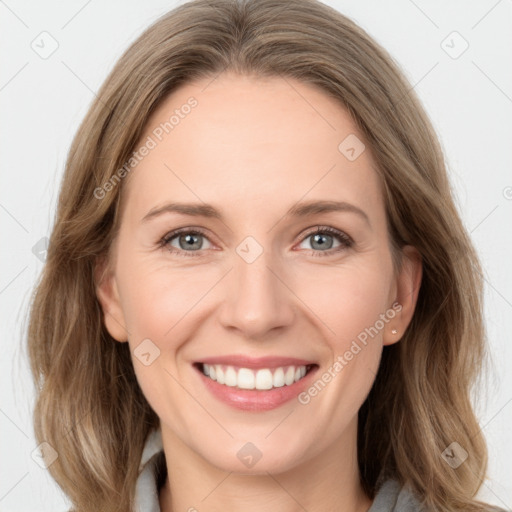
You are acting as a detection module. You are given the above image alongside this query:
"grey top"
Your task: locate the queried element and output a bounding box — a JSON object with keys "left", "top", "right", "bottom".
{"left": 133, "top": 429, "right": 425, "bottom": 512}
{"left": 367, "top": 479, "right": 425, "bottom": 511}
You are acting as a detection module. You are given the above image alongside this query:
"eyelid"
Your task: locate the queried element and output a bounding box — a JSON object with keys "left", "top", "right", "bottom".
{"left": 298, "top": 225, "right": 354, "bottom": 246}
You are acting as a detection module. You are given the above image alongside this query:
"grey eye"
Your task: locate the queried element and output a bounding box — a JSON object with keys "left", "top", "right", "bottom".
{"left": 299, "top": 232, "right": 341, "bottom": 251}
{"left": 169, "top": 232, "right": 212, "bottom": 251}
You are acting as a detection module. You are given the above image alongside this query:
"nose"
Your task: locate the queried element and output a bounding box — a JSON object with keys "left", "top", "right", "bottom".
{"left": 217, "top": 246, "right": 296, "bottom": 340}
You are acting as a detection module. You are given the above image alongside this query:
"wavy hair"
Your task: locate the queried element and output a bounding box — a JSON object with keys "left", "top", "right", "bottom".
{"left": 27, "top": 0, "right": 496, "bottom": 510}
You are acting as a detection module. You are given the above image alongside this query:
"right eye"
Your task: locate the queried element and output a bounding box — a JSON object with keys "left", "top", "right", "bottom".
{"left": 160, "top": 228, "right": 214, "bottom": 257}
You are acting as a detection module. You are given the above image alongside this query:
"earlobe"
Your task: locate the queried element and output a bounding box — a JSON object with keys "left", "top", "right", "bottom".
{"left": 94, "top": 256, "right": 128, "bottom": 343}
{"left": 383, "top": 245, "right": 422, "bottom": 346}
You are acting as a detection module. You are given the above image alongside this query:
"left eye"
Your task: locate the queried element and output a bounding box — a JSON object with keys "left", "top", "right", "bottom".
{"left": 296, "top": 227, "right": 353, "bottom": 256}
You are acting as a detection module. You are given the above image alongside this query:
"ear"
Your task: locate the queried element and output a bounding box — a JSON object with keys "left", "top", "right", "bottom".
{"left": 383, "top": 245, "right": 422, "bottom": 346}
{"left": 94, "top": 255, "right": 129, "bottom": 342}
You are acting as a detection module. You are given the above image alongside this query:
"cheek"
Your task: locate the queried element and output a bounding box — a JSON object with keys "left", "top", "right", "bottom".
{"left": 117, "top": 257, "right": 212, "bottom": 339}
{"left": 295, "top": 266, "right": 391, "bottom": 420}
{"left": 297, "top": 261, "right": 393, "bottom": 345}
{"left": 118, "top": 263, "right": 201, "bottom": 420}
{"left": 116, "top": 260, "right": 218, "bottom": 408}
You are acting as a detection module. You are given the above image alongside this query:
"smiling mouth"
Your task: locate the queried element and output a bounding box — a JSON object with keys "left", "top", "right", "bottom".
{"left": 193, "top": 362, "right": 318, "bottom": 391}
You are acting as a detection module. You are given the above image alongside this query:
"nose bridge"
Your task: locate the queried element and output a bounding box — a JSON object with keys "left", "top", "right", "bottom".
{"left": 218, "top": 238, "right": 295, "bottom": 338}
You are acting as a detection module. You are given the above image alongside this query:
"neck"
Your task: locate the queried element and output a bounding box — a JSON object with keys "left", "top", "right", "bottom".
{"left": 158, "top": 419, "right": 373, "bottom": 512}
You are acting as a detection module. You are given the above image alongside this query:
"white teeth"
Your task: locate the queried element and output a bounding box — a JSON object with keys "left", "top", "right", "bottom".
{"left": 224, "top": 367, "right": 237, "bottom": 387}
{"left": 237, "top": 368, "right": 255, "bottom": 389}
{"left": 255, "top": 369, "right": 273, "bottom": 390}
{"left": 284, "top": 366, "right": 295, "bottom": 385}
{"left": 201, "top": 364, "right": 310, "bottom": 390}
{"left": 272, "top": 367, "right": 285, "bottom": 388}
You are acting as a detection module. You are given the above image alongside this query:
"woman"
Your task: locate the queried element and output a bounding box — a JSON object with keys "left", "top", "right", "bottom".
{"left": 26, "top": 0, "right": 505, "bottom": 511}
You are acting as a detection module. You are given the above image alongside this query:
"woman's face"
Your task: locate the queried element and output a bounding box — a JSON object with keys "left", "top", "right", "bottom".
{"left": 97, "top": 72, "right": 420, "bottom": 474}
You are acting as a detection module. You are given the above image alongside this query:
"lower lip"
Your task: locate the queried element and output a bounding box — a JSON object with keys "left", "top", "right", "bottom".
{"left": 194, "top": 364, "right": 319, "bottom": 411}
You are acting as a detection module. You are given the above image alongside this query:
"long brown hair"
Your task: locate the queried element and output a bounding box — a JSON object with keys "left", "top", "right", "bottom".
{"left": 27, "top": 0, "right": 495, "bottom": 510}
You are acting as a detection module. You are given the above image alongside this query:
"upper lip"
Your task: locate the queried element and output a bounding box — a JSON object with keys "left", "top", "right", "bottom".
{"left": 196, "top": 355, "right": 317, "bottom": 369}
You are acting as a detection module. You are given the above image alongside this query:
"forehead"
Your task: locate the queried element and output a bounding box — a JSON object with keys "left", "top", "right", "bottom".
{"left": 120, "top": 72, "right": 384, "bottom": 224}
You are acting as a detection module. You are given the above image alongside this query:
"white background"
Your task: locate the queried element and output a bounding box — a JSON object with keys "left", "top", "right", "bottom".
{"left": 1, "top": 0, "right": 511, "bottom": 510}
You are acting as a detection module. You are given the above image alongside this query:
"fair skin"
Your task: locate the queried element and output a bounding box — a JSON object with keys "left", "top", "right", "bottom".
{"left": 96, "top": 72, "right": 422, "bottom": 512}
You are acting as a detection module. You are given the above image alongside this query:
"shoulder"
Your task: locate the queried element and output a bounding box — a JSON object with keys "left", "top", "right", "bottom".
{"left": 369, "top": 479, "right": 425, "bottom": 512}
{"left": 369, "top": 479, "right": 510, "bottom": 512}
{"left": 134, "top": 429, "right": 165, "bottom": 512}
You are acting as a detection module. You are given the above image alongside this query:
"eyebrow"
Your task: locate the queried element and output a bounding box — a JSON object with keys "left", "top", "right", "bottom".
{"left": 141, "top": 199, "right": 370, "bottom": 226}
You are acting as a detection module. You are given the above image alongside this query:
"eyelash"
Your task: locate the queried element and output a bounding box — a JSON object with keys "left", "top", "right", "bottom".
{"left": 158, "top": 226, "right": 354, "bottom": 258}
